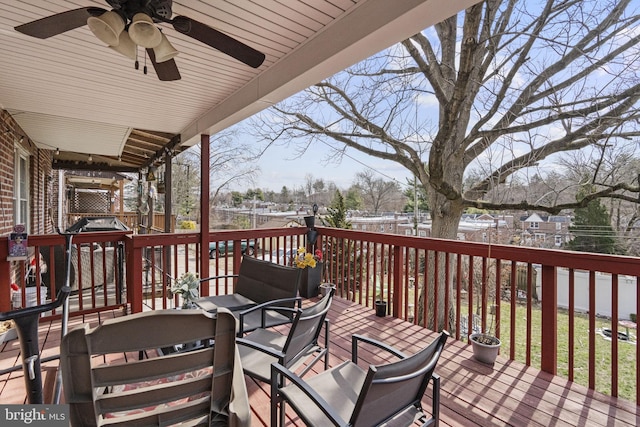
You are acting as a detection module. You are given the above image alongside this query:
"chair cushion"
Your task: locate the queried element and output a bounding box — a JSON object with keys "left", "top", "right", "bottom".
{"left": 238, "top": 329, "right": 287, "bottom": 381}
{"left": 238, "top": 309, "right": 292, "bottom": 334}
{"left": 280, "top": 361, "right": 366, "bottom": 425}
{"left": 195, "top": 293, "right": 256, "bottom": 312}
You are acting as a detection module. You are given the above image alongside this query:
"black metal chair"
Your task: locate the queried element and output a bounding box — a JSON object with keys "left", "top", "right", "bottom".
{"left": 271, "top": 330, "right": 449, "bottom": 426}
{"left": 237, "top": 288, "right": 333, "bottom": 383}
{"left": 195, "top": 256, "right": 302, "bottom": 336}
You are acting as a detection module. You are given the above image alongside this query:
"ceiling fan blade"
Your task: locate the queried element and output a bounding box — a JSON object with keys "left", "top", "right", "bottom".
{"left": 171, "top": 16, "right": 265, "bottom": 68}
{"left": 147, "top": 49, "right": 181, "bottom": 81}
{"left": 14, "top": 7, "right": 106, "bottom": 39}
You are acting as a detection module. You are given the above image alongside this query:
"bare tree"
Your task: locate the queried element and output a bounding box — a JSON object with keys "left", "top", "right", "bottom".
{"left": 183, "top": 129, "right": 259, "bottom": 204}
{"left": 253, "top": 0, "right": 640, "bottom": 328}
{"left": 354, "top": 170, "right": 402, "bottom": 214}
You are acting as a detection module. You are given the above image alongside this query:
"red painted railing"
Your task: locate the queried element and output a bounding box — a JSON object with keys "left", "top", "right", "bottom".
{"left": 1, "top": 225, "right": 638, "bottom": 403}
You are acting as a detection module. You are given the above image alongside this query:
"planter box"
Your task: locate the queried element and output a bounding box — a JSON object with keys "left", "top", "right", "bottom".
{"left": 299, "top": 263, "right": 322, "bottom": 298}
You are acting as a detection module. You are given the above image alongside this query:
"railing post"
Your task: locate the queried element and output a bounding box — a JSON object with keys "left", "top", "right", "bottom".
{"left": 125, "top": 235, "right": 144, "bottom": 313}
{"left": 392, "top": 245, "right": 402, "bottom": 318}
{"left": 540, "top": 264, "right": 557, "bottom": 374}
{"left": 0, "top": 239, "right": 10, "bottom": 312}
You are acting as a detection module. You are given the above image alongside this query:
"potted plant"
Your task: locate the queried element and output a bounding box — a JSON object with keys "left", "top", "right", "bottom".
{"left": 469, "top": 305, "right": 501, "bottom": 364}
{"left": 294, "top": 247, "right": 323, "bottom": 298}
{"left": 0, "top": 320, "right": 17, "bottom": 344}
{"left": 374, "top": 276, "right": 387, "bottom": 317}
{"left": 170, "top": 271, "right": 200, "bottom": 309}
{"left": 319, "top": 282, "right": 336, "bottom": 297}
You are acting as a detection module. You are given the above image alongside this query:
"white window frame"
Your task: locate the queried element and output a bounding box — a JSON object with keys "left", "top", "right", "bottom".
{"left": 530, "top": 222, "right": 539, "bottom": 229}
{"left": 14, "top": 146, "right": 30, "bottom": 231}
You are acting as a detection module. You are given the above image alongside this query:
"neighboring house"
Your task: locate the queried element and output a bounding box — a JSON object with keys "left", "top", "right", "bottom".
{"left": 348, "top": 215, "right": 410, "bottom": 235}
{"left": 520, "top": 213, "right": 572, "bottom": 247}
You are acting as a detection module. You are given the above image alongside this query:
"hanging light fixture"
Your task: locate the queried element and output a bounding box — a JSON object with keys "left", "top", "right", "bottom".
{"left": 153, "top": 32, "right": 178, "bottom": 62}
{"left": 55, "top": 148, "right": 60, "bottom": 155}
{"left": 87, "top": 11, "right": 125, "bottom": 46}
{"left": 128, "top": 13, "right": 162, "bottom": 48}
{"left": 88, "top": 154, "right": 93, "bottom": 162}
{"left": 146, "top": 167, "right": 156, "bottom": 181}
{"left": 110, "top": 30, "right": 137, "bottom": 60}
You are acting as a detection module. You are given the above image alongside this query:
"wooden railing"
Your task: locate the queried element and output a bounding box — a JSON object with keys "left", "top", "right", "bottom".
{"left": 66, "top": 212, "right": 175, "bottom": 233}
{"left": 1, "top": 225, "right": 638, "bottom": 404}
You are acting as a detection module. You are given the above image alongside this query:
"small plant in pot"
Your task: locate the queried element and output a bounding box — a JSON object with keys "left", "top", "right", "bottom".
{"left": 469, "top": 306, "right": 501, "bottom": 364}
{"left": 374, "top": 276, "right": 387, "bottom": 317}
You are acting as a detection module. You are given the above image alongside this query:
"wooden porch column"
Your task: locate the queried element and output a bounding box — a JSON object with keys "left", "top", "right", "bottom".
{"left": 125, "top": 234, "right": 143, "bottom": 313}
{"left": 164, "top": 154, "right": 172, "bottom": 233}
{"left": 119, "top": 179, "right": 124, "bottom": 216}
{"left": 540, "top": 264, "right": 557, "bottom": 374}
{"left": 199, "top": 134, "right": 210, "bottom": 293}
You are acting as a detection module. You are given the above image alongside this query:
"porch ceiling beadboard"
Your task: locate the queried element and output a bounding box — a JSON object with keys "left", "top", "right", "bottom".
{"left": 0, "top": 0, "right": 479, "bottom": 171}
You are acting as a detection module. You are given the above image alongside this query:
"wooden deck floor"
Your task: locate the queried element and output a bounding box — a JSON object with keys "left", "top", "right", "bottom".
{"left": 1, "top": 297, "right": 639, "bottom": 426}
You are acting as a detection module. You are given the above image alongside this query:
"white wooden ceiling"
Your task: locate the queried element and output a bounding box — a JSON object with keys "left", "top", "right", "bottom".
{"left": 0, "top": 0, "right": 479, "bottom": 171}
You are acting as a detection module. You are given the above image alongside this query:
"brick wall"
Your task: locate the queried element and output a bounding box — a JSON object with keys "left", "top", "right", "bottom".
{"left": 0, "top": 109, "right": 52, "bottom": 236}
{"left": 1, "top": 109, "right": 54, "bottom": 288}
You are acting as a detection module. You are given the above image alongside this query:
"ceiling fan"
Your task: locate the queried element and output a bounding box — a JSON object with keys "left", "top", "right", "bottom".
{"left": 14, "top": 0, "right": 266, "bottom": 81}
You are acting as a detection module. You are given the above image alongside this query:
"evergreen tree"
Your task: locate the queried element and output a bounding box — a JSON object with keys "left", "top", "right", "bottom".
{"left": 324, "top": 190, "right": 352, "bottom": 229}
{"left": 344, "top": 186, "right": 363, "bottom": 211}
{"left": 567, "top": 199, "right": 621, "bottom": 254}
{"left": 402, "top": 178, "right": 429, "bottom": 213}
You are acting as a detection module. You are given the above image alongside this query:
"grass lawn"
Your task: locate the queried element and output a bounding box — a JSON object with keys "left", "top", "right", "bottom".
{"left": 494, "top": 302, "right": 638, "bottom": 402}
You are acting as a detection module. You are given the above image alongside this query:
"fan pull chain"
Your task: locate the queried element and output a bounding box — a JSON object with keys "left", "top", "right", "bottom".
{"left": 135, "top": 47, "right": 139, "bottom": 70}
{"left": 144, "top": 54, "right": 148, "bottom": 75}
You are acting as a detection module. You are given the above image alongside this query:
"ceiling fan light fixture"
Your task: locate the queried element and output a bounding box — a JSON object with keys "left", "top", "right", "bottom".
{"left": 110, "top": 30, "right": 137, "bottom": 60}
{"left": 87, "top": 10, "right": 124, "bottom": 46}
{"left": 128, "top": 13, "right": 162, "bottom": 48}
{"left": 153, "top": 33, "right": 179, "bottom": 63}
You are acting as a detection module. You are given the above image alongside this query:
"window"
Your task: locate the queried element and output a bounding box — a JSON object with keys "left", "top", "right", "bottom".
{"left": 555, "top": 222, "right": 562, "bottom": 230}
{"left": 554, "top": 235, "right": 562, "bottom": 246}
{"left": 388, "top": 224, "right": 393, "bottom": 231}
{"left": 380, "top": 225, "right": 385, "bottom": 232}
{"left": 14, "top": 147, "right": 30, "bottom": 230}
{"left": 405, "top": 229, "right": 412, "bottom": 236}
{"left": 418, "top": 230, "right": 426, "bottom": 237}
{"left": 530, "top": 222, "right": 539, "bottom": 229}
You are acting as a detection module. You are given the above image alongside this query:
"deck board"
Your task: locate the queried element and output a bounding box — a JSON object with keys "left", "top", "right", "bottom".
{"left": 1, "top": 297, "right": 638, "bottom": 426}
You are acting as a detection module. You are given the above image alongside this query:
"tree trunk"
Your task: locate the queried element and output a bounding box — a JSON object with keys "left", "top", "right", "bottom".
{"left": 417, "top": 185, "right": 464, "bottom": 331}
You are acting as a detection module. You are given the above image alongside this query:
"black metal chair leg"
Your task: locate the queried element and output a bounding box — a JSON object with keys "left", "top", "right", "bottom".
{"left": 13, "top": 312, "right": 44, "bottom": 403}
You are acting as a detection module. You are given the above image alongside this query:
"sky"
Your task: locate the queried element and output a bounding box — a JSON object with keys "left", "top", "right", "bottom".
{"left": 227, "top": 128, "right": 414, "bottom": 193}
